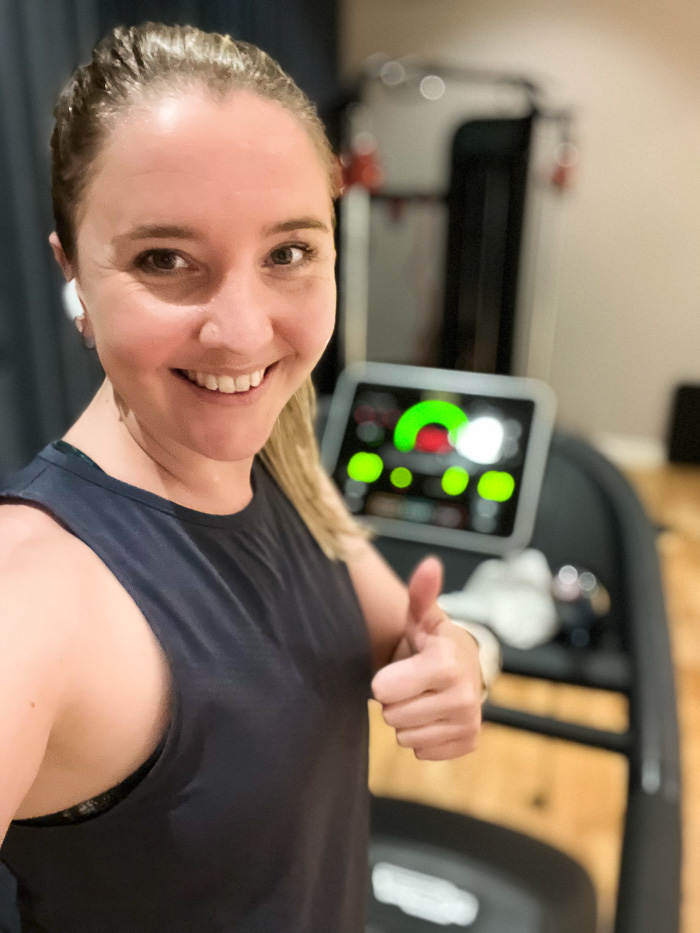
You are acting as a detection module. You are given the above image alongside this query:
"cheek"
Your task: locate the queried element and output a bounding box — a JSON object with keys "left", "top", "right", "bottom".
{"left": 287, "top": 278, "right": 336, "bottom": 353}
{"left": 94, "top": 294, "right": 194, "bottom": 368}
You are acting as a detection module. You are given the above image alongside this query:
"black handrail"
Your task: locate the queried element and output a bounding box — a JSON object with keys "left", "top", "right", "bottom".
{"left": 552, "top": 434, "right": 681, "bottom": 933}
{"left": 482, "top": 702, "right": 631, "bottom": 755}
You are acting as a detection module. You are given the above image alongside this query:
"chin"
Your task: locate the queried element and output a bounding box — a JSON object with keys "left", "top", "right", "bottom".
{"left": 184, "top": 428, "right": 273, "bottom": 464}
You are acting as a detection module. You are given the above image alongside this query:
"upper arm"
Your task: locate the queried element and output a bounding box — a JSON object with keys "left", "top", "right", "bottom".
{"left": 0, "top": 508, "right": 79, "bottom": 841}
{"left": 316, "top": 471, "right": 410, "bottom": 672}
{"left": 344, "top": 539, "right": 410, "bottom": 673}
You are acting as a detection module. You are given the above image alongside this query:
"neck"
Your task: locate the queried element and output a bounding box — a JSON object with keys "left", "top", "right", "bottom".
{"left": 63, "top": 380, "right": 255, "bottom": 514}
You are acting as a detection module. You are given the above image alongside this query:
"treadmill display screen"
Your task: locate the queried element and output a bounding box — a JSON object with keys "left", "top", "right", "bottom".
{"left": 331, "top": 383, "right": 536, "bottom": 538}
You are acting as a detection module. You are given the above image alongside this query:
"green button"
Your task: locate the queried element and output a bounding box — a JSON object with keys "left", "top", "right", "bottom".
{"left": 347, "top": 451, "right": 384, "bottom": 483}
{"left": 441, "top": 466, "right": 470, "bottom": 496}
{"left": 478, "top": 471, "right": 515, "bottom": 502}
{"left": 390, "top": 466, "right": 412, "bottom": 489}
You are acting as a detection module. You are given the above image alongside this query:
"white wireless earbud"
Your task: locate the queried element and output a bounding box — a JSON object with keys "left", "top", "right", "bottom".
{"left": 62, "top": 279, "right": 84, "bottom": 322}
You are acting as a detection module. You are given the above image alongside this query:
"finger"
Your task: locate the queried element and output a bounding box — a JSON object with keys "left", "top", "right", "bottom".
{"left": 381, "top": 685, "right": 480, "bottom": 731}
{"left": 407, "top": 555, "right": 444, "bottom": 627}
{"left": 414, "top": 735, "right": 480, "bottom": 761}
{"left": 394, "top": 721, "right": 467, "bottom": 751}
{"left": 380, "top": 693, "right": 447, "bottom": 730}
{"left": 371, "top": 650, "right": 456, "bottom": 705}
{"left": 405, "top": 556, "right": 446, "bottom": 654}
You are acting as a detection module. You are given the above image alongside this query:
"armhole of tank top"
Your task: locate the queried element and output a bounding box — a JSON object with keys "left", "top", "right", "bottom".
{"left": 12, "top": 726, "right": 170, "bottom": 827}
{"left": 3, "top": 461, "right": 180, "bottom": 829}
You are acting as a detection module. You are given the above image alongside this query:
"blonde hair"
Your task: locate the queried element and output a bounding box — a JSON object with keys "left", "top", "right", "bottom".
{"left": 258, "top": 379, "right": 370, "bottom": 558}
{"left": 51, "top": 22, "right": 364, "bottom": 559}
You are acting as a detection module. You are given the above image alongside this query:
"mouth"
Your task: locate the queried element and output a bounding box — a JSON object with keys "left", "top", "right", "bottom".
{"left": 174, "top": 364, "right": 275, "bottom": 395}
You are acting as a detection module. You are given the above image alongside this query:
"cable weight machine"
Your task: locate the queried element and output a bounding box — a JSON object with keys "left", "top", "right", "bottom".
{"left": 325, "top": 58, "right": 577, "bottom": 391}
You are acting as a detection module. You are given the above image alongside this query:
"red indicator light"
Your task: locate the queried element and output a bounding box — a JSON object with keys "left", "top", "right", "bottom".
{"left": 415, "top": 425, "right": 453, "bottom": 454}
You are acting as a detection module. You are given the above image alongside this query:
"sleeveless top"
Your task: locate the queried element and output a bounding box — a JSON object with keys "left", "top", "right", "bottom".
{"left": 11, "top": 443, "right": 167, "bottom": 828}
{"left": 0, "top": 444, "right": 372, "bottom": 933}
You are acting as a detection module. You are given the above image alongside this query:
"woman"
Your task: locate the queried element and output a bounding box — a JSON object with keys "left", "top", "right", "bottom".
{"left": 0, "top": 23, "right": 484, "bottom": 932}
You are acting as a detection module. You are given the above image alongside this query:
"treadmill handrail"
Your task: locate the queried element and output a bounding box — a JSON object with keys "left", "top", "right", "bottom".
{"left": 483, "top": 702, "right": 631, "bottom": 754}
{"left": 552, "top": 434, "right": 681, "bottom": 933}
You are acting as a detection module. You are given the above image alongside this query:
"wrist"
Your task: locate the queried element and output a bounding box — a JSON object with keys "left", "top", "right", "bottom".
{"left": 449, "top": 618, "right": 502, "bottom": 702}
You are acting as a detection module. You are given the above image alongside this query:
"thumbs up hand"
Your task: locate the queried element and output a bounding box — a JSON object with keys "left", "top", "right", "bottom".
{"left": 371, "top": 556, "right": 484, "bottom": 760}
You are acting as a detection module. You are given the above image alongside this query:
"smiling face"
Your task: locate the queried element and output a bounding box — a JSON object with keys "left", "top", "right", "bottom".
{"left": 62, "top": 89, "right": 336, "bottom": 465}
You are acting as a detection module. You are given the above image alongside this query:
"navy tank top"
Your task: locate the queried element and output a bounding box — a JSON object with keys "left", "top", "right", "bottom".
{"left": 0, "top": 444, "right": 372, "bottom": 932}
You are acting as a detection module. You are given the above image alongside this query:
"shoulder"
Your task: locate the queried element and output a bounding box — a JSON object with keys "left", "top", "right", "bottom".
{"left": 0, "top": 503, "right": 98, "bottom": 649}
{"left": 0, "top": 502, "right": 109, "bottom": 736}
{"left": 0, "top": 500, "right": 88, "bottom": 567}
{"left": 0, "top": 505, "right": 96, "bottom": 829}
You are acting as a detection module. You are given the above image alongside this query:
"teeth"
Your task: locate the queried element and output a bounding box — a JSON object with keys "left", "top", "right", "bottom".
{"left": 217, "top": 376, "right": 235, "bottom": 394}
{"left": 183, "top": 368, "right": 266, "bottom": 394}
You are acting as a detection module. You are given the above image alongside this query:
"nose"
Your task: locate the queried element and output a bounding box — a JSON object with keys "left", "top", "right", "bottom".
{"left": 197, "top": 271, "right": 274, "bottom": 355}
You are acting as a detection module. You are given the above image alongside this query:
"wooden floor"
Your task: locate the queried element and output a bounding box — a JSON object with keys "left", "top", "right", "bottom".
{"left": 368, "top": 461, "right": 700, "bottom": 933}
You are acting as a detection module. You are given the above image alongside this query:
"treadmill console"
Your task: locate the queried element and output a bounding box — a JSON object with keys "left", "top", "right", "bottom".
{"left": 321, "top": 363, "right": 556, "bottom": 554}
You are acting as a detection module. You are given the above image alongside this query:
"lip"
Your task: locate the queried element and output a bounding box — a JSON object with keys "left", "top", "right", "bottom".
{"left": 173, "top": 362, "right": 276, "bottom": 404}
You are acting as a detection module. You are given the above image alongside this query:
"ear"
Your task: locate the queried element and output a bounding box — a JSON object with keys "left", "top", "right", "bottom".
{"left": 49, "top": 232, "right": 74, "bottom": 282}
{"left": 49, "top": 230, "right": 93, "bottom": 342}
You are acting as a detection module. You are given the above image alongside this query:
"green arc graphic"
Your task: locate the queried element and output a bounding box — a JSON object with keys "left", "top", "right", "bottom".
{"left": 394, "top": 400, "right": 468, "bottom": 452}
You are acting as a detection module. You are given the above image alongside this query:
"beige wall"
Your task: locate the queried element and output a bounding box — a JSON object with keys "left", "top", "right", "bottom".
{"left": 341, "top": 0, "right": 700, "bottom": 458}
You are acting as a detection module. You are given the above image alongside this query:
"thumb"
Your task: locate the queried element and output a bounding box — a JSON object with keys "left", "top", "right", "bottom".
{"left": 406, "top": 556, "right": 445, "bottom": 653}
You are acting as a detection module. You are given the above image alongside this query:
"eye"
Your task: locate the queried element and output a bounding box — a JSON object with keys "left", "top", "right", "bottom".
{"left": 268, "top": 244, "right": 314, "bottom": 267}
{"left": 135, "top": 249, "right": 190, "bottom": 274}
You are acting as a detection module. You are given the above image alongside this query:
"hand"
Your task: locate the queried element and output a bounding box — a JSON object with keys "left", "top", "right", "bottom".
{"left": 371, "top": 556, "right": 483, "bottom": 760}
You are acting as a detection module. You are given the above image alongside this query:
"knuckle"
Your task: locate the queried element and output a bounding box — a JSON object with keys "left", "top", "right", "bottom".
{"left": 382, "top": 707, "right": 400, "bottom": 728}
{"left": 461, "top": 711, "right": 482, "bottom": 740}
{"left": 439, "top": 656, "right": 461, "bottom": 685}
{"left": 457, "top": 681, "right": 482, "bottom": 711}
{"left": 372, "top": 680, "right": 390, "bottom": 705}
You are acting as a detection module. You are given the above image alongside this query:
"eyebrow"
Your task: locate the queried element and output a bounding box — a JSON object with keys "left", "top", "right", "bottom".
{"left": 262, "top": 217, "right": 332, "bottom": 236}
{"left": 114, "top": 224, "right": 199, "bottom": 245}
{"left": 115, "top": 217, "right": 331, "bottom": 246}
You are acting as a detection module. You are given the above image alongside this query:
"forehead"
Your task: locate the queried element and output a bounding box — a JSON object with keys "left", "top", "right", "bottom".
{"left": 77, "top": 89, "right": 331, "bottom": 235}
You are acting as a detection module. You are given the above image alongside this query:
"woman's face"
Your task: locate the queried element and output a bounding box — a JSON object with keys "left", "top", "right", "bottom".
{"left": 65, "top": 89, "right": 336, "bottom": 463}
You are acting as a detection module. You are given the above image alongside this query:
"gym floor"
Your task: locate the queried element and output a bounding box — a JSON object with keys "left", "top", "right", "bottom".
{"left": 369, "top": 461, "right": 700, "bottom": 933}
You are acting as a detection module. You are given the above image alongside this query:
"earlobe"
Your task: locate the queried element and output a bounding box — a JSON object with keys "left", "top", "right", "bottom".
{"left": 51, "top": 235, "right": 95, "bottom": 349}
{"left": 75, "top": 314, "right": 96, "bottom": 350}
{"left": 49, "top": 232, "right": 93, "bottom": 341}
{"left": 49, "top": 231, "right": 74, "bottom": 282}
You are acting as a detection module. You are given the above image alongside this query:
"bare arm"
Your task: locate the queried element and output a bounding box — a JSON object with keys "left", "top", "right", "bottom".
{"left": 319, "top": 474, "right": 484, "bottom": 760}
{"left": 0, "top": 508, "right": 79, "bottom": 844}
{"left": 337, "top": 532, "right": 411, "bottom": 674}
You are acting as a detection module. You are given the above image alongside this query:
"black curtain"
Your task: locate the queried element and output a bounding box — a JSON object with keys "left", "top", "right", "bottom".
{"left": 0, "top": 0, "right": 100, "bottom": 478}
{"left": 0, "top": 0, "right": 339, "bottom": 479}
